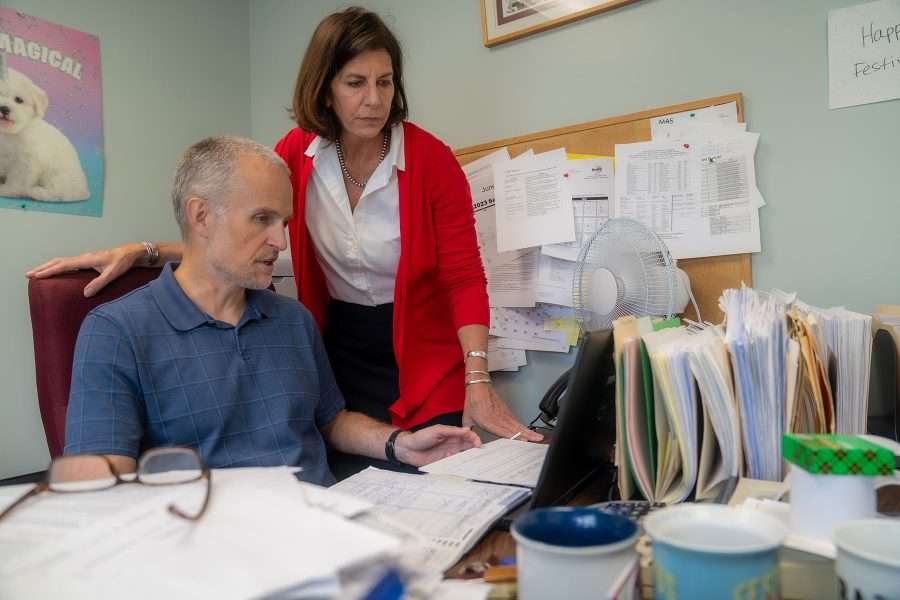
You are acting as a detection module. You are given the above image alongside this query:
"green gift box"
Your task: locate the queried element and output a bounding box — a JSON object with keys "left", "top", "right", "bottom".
{"left": 782, "top": 434, "right": 894, "bottom": 476}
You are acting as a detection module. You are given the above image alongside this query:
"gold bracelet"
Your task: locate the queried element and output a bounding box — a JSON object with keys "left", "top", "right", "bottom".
{"left": 465, "top": 370, "right": 490, "bottom": 377}
{"left": 465, "top": 350, "right": 488, "bottom": 360}
{"left": 465, "top": 378, "right": 492, "bottom": 387}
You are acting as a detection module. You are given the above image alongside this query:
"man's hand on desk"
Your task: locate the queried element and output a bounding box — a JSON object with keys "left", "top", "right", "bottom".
{"left": 395, "top": 425, "right": 482, "bottom": 467}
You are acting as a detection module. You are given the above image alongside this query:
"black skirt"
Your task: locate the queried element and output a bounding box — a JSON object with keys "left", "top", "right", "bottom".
{"left": 323, "top": 299, "right": 462, "bottom": 481}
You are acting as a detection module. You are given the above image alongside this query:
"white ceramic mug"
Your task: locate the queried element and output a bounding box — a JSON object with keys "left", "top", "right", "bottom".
{"left": 833, "top": 519, "right": 900, "bottom": 600}
{"left": 790, "top": 467, "right": 876, "bottom": 542}
{"left": 511, "top": 506, "right": 638, "bottom": 600}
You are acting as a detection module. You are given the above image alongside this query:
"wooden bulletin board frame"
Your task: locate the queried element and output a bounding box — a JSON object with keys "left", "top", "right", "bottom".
{"left": 454, "top": 92, "right": 751, "bottom": 324}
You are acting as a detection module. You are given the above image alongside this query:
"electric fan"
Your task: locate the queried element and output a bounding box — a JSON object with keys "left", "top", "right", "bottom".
{"left": 573, "top": 218, "right": 695, "bottom": 331}
{"left": 535, "top": 217, "right": 697, "bottom": 428}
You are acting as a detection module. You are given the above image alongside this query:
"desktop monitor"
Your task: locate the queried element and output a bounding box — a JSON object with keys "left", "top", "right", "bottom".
{"left": 531, "top": 328, "right": 617, "bottom": 507}
{"left": 497, "top": 329, "right": 618, "bottom": 528}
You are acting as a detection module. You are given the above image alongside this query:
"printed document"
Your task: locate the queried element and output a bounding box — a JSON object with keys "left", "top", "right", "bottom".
{"left": 490, "top": 306, "right": 567, "bottom": 345}
{"left": 465, "top": 149, "right": 539, "bottom": 307}
{"left": 650, "top": 101, "right": 739, "bottom": 141}
{"left": 495, "top": 335, "right": 569, "bottom": 353}
{"left": 487, "top": 337, "right": 528, "bottom": 372}
{"left": 486, "top": 249, "right": 539, "bottom": 307}
{"left": 536, "top": 254, "right": 576, "bottom": 307}
{"left": 614, "top": 139, "right": 761, "bottom": 259}
{"left": 542, "top": 157, "right": 614, "bottom": 262}
{"left": 1, "top": 468, "right": 398, "bottom": 600}
{"left": 421, "top": 438, "right": 549, "bottom": 488}
{"left": 332, "top": 468, "right": 530, "bottom": 572}
{"left": 493, "top": 153, "right": 575, "bottom": 252}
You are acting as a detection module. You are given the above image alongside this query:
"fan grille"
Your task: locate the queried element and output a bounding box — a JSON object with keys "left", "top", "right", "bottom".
{"left": 573, "top": 218, "right": 677, "bottom": 331}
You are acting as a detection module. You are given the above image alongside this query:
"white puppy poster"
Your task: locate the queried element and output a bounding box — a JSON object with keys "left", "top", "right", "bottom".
{"left": 0, "top": 8, "right": 103, "bottom": 216}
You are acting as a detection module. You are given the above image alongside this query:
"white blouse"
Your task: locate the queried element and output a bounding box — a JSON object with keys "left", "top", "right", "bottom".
{"left": 304, "top": 123, "right": 404, "bottom": 306}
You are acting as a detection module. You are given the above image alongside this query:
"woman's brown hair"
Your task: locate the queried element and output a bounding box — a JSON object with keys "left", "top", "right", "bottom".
{"left": 291, "top": 7, "right": 408, "bottom": 141}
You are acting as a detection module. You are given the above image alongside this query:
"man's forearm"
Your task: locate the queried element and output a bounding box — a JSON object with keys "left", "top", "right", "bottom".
{"left": 322, "top": 410, "right": 399, "bottom": 461}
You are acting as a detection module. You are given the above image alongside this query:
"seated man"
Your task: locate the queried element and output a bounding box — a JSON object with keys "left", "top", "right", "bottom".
{"left": 63, "top": 136, "right": 480, "bottom": 484}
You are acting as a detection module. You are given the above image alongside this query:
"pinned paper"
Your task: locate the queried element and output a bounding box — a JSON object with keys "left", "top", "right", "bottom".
{"left": 545, "top": 318, "right": 581, "bottom": 346}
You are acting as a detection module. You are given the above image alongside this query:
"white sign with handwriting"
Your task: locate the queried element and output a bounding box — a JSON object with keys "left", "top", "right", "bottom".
{"left": 828, "top": 0, "right": 900, "bottom": 108}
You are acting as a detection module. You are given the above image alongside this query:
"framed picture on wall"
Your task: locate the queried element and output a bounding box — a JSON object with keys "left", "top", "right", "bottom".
{"left": 481, "top": 0, "right": 641, "bottom": 47}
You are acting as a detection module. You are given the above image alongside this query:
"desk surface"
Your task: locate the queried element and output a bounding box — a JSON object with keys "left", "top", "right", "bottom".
{"left": 450, "top": 482, "right": 900, "bottom": 578}
{"left": 448, "top": 472, "right": 611, "bottom": 577}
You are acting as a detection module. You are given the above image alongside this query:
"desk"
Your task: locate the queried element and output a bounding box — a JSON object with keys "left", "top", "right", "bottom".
{"left": 448, "top": 473, "right": 610, "bottom": 577}
{"left": 450, "top": 483, "right": 900, "bottom": 596}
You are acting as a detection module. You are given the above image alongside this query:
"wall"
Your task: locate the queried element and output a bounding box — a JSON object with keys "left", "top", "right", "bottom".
{"left": 0, "top": 0, "right": 251, "bottom": 479}
{"left": 248, "top": 0, "right": 900, "bottom": 424}
{"left": 4, "top": 0, "right": 898, "bottom": 477}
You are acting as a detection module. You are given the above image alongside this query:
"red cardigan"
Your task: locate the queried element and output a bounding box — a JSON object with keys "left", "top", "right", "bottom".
{"left": 274, "top": 122, "right": 490, "bottom": 429}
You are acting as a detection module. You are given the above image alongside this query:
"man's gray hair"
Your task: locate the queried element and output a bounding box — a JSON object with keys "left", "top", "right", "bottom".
{"left": 172, "top": 136, "right": 289, "bottom": 236}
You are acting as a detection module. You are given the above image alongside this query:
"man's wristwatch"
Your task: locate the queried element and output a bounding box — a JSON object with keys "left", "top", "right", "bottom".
{"left": 385, "top": 429, "right": 405, "bottom": 465}
{"left": 142, "top": 241, "right": 160, "bottom": 266}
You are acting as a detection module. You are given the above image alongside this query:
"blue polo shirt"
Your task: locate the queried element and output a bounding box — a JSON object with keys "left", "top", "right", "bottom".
{"left": 64, "top": 263, "right": 344, "bottom": 485}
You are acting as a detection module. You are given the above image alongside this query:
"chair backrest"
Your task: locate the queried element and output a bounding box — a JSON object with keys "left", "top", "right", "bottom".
{"left": 28, "top": 268, "right": 162, "bottom": 458}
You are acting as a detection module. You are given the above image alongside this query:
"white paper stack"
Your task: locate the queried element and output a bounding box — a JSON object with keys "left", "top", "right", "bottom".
{"left": 332, "top": 468, "right": 530, "bottom": 573}
{"left": 721, "top": 287, "right": 788, "bottom": 481}
{"left": 792, "top": 302, "right": 873, "bottom": 434}
{"left": 0, "top": 467, "right": 399, "bottom": 600}
{"left": 685, "top": 326, "right": 743, "bottom": 500}
{"left": 464, "top": 148, "right": 604, "bottom": 370}
{"left": 641, "top": 325, "right": 700, "bottom": 504}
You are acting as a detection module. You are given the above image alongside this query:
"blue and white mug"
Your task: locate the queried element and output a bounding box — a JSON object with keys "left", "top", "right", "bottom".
{"left": 643, "top": 504, "right": 787, "bottom": 600}
{"left": 512, "top": 506, "right": 638, "bottom": 600}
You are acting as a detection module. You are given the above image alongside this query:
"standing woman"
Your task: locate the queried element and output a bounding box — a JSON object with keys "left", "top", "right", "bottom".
{"left": 28, "top": 7, "right": 541, "bottom": 478}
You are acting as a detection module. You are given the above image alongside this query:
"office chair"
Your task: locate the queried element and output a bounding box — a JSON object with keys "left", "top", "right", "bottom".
{"left": 27, "top": 268, "right": 162, "bottom": 458}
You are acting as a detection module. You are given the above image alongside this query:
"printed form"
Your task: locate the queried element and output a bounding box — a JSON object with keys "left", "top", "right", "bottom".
{"left": 493, "top": 153, "right": 575, "bottom": 253}
{"left": 421, "top": 438, "right": 549, "bottom": 488}
{"left": 465, "top": 149, "right": 538, "bottom": 308}
{"left": 333, "top": 468, "right": 530, "bottom": 572}
{"left": 614, "top": 139, "right": 760, "bottom": 259}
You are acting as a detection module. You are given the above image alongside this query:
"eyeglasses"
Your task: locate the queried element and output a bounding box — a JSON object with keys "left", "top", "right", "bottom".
{"left": 0, "top": 447, "right": 211, "bottom": 523}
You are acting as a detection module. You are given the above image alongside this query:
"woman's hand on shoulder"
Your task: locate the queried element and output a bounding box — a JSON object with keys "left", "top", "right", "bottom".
{"left": 26, "top": 242, "right": 147, "bottom": 298}
{"left": 463, "top": 383, "right": 543, "bottom": 442}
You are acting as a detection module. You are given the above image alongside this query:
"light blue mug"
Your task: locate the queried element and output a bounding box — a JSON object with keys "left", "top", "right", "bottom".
{"left": 643, "top": 504, "right": 787, "bottom": 600}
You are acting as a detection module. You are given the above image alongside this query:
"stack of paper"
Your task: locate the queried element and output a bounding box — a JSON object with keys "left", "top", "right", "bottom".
{"left": 464, "top": 148, "right": 539, "bottom": 310}
{"left": 332, "top": 468, "right": 530, "bottom": 573}
{"left": 641, "top": 324, "right": 700, "bottom": 504}
{"left": 614, "top": 315, "right": 735, "bottom": 504}
{"left": 464, "top": 149, "right": 611, "bottom": 370}
{"left": 791, "top": 302, "right": 872, "bottom": 435}
{"left": 0, "top": 467, "right": 399, "bottom": 600}
{"left": 686, "top": 326, "right": 743, "bottom": 501}
{"left": 785, "top": 310, "right": 835, "bottom": 435}
{"left": 721, "top": 287, "right": 788, "bottom": 481}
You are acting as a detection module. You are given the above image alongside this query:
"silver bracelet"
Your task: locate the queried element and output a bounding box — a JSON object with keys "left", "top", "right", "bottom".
{"left": 142, "top": 241, "right": 159, "bottom": 266}
{"left": 465, "top": 350, "right": 488, "bottom": 360}
{"left": 465, "top": 378, "right": 492, "bottom": 387}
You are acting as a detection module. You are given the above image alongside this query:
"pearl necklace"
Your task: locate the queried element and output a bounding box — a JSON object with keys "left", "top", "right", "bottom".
{"left": 335, "top": 131, "right": 390, "bottom": 189}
